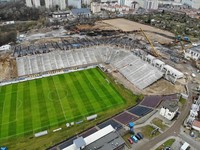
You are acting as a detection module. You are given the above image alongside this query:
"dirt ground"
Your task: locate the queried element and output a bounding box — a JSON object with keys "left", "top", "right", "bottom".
{"left": 102, "top": 18, "right": 175, "bottom": 44}
{"left": 143, "top": 79, "right": 186, "bottom": 95}
{"left": 76, "top": 21, "right": 119, "bottom": 31}
{"left": 107, "top": 63, "right": 186, "bottom": 96}
{"left": 0, "top": 53, "right": 17, "bottom": 81}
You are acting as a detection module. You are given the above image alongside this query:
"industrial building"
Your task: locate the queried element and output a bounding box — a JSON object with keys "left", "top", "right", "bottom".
{"left": 160, "top": 100, "right": 179, "bottom": 120}
{"left": 62, "top": 125, "right": 125, "bottom": 150}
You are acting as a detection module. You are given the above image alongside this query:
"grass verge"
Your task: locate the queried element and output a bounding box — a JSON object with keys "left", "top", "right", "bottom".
{"left": 151, "top": 118, "right": 168, "bottom": 131}
{"left": 122, "top": 133, "right": 132, "bottom": 148}
{"left": 155, "top": 138, "right": 175, "bottom": 150}
{"left": 179, "top": 97, "right": 186, "bottom": 106}
{"left": 140, "top": 125, "right": 160, "bottom": 139}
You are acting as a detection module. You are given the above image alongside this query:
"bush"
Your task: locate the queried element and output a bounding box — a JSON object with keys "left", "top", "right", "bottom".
{"left": 0, "top": 31, "right": 17, "bottom": 46}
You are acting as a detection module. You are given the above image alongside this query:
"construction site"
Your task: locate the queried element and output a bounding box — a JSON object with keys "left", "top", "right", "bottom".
{"left": 1, "top": 18, "right": 198, "bottom": 95}
{"left": 1, "top": 18, "right": 200, "bottom": 150}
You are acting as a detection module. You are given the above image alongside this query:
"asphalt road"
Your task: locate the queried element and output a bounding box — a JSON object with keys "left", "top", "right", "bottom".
{"left": 138, "top": 84, "right": 193, "bottom": 150}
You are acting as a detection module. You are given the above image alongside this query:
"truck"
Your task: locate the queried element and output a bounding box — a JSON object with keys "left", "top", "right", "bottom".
{"left": 180, "top": 142, "right": 190, "bottom": 150}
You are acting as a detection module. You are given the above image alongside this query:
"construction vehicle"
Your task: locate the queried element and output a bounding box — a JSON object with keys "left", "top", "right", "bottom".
{"left": 176, "top": 35, "right": 191, "bottom": 43}
{"left": 139, "top": 28, "right": 160, "bottom": 57}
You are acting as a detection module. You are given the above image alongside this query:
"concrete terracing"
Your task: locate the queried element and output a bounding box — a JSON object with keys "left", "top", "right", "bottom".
{"left": 16, "top": 46, "right": 163, "bottom": 89}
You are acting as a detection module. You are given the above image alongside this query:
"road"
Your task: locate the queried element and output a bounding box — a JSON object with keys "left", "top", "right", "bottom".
{"left": 138, "top": 83, "right": 193, "bottom": 150}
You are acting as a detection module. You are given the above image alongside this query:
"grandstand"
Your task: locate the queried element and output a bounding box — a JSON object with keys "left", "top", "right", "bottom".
{"left": 111, "top": 54, "right": 163, "bottom": 89}
{"left": 16, "top": 46, "right": 163, "bottom": 89}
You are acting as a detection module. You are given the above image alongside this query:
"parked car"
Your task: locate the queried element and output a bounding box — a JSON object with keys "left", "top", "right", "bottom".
{"left": 131, "top": 135, "right": 138, "bottom": 143}
{"left": 135, "top": 134, "right": 141, "bottom": 140}
{"left": 128, "top": 138, "right": 133, "bottom": 144}
{"left": 137, "top": 132, "right": 144, "bottom": 139}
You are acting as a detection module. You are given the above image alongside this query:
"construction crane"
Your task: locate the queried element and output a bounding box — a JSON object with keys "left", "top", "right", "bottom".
{"left": 176, "top": 35, "right": 193, "bottom": 54}
{"left": 139, "top": 28, "right": 160, "bottom": 57}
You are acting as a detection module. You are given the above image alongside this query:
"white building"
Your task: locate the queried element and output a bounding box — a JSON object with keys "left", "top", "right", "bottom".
{"left": 26, "top": 0, "right": 66, "bottom": 10}
{"left": 91, "top": 2, "right": 101, "bottom": 13}
{"left": 160, "top": 100, "right": 179, "bottom": 120}
{"left": 59, "top": 0, "right": 66, "bottom": 10}
{"left": 82, "top": 0, "right": 92, "bottom": 6}
{"left": 158, "top": 0, "right": 182, "bottom": 6}
{"left": 33, "top": 0, "right": 41, "bottom": 7}
{"left": 182, "top": 0, "right": 200, "bottom": 9}
{"left": 146, "top": 55, "right": 170, "bottom": 72}
{"left": 163, "top": 65, "right": 184, "bottom": 79}
{"left": 25, "top": 0, "right": 33, "bottom": 7}
{"left": 68, "top": 0, "right": 81, "bottom": 8}
{"left": 118, "top": 0, "right": 158, "bottom": 9}
{"left": 184, "top": 45, "right": 200, "bottom": 61}
{"left": 45, "top": 0, "right": 53, "bottom": 9}
{"left": 63, "top": 125, "right": 116, "bottom": 150}
{"left": 118, "top": 0, "right": 125, "bottom": 6}
{"left": 144, "top": 0, "right": 158, "bottom": 9}
{"left": 52, "top": 11, "right": 70, "bottom": 18}
{"left": 0, "top": 44, "right": 11, "bottom": 51}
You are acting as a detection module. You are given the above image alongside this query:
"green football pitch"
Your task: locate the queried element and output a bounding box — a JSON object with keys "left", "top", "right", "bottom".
{"left": 0, "top": 68, "right": 125, "bottom": 139}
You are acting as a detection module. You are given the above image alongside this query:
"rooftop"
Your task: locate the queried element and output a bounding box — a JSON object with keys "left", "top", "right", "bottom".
{"left": 84, "top": 131, "right": 125, "bottom": 150}
{"left": 189, "top": 45, "right": 200, "bottom": 53}
{"left": 62, "top": 125, "right": 115, "bottom": 150}
{"left": 164, "top": 65, "right": 184, "bottom": 77}
{"left": 73, "top": 137, "right": 86, "bottom": 149}
{"left": 71, "top": 8, "right": 91, "bottom": 15}
{"left": 192, "top": 120, "right": 200, "bottom": 128}
{"left": 162, "top": 100, "right": 179, "bottom": 112}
